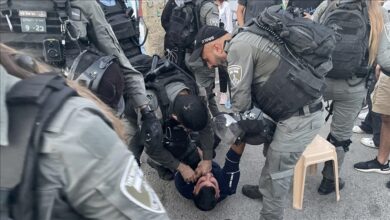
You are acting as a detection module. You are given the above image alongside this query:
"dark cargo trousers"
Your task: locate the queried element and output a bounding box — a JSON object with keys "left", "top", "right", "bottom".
{"left": 258, "top": 109, "right": 324, "bottom": 220}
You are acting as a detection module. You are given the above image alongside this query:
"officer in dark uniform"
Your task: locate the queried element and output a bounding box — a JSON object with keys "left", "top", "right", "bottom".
{"left": 161, "top": 0, "right": 221, "bottom": 116}
{"left": 127, "top": 55, "right": 215, "bottom": 182}
{"left": 0, "top": 0, "right": 162, "bottom": 155}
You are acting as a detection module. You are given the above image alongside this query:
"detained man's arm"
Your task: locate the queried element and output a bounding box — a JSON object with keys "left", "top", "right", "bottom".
{"left": 222, "top": 143, "right": 245, "bottom": 195}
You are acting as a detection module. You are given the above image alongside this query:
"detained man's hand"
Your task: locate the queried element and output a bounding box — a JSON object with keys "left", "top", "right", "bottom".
{"left": 195, "top": 160, "right": 212, "bottom": 178}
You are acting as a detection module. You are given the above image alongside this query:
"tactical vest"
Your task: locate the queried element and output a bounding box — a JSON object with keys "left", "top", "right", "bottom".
{"left": 241, "top": 24, "right": 325, "bottom": 121}
{"left": 165, "top": 0, "right": 211, "bottom": 49}
{"left": 320, "top": 0, "right": 370, "bottom": 79}
{"left": 0, "top": 0, "right": 84, "bottom": 68}
{"left": 0, "top": 74, "right": 78, "bottom": 220}
{"left": 98, "top": 0, "right": 142, "bottom": 59}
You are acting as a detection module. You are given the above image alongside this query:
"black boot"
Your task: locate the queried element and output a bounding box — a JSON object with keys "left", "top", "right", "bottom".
{"left": 241, "top": 185, "right": 263, "bottom": 200}
{"left": 147, "top": 158, "right": 174, "bottom": 181}
{"left": 386, "top": 180, "right": 390, "bottom": 189}
{"left": 318, "top": 177, "right": 345, "bottom": 195}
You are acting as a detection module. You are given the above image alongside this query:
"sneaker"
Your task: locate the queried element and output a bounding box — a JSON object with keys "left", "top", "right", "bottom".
{"left": 241, "top": 185, "right": 263, "bottom": 200}
{"left": 352, "top": 125, "right": 365, "bottom": 134}
{"left": 358, "top": 111, "right": 368, "bottom": 120}
{"left": 147, "top": 158, "right": 174, "bottom": 181}
{"left": 360, "top": 137, "right": 378, "bottom": 149}
{"left": 318, "top": 177, "right": 345, "bottom": 195}
{"left": 354, "top": 158, "right": 390, "bottom": 174}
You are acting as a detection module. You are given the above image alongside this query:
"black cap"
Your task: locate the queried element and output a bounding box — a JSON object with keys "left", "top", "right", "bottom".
{"left": 189, "top": 26, "right": 228, "bottom": 63}
{"left": 172, "top": 94, "right": 208, "bottom": 131}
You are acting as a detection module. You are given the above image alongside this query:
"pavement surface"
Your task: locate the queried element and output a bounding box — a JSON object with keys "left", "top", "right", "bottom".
{"left": 141, "top": 107, "right": 390, "bottom": 220}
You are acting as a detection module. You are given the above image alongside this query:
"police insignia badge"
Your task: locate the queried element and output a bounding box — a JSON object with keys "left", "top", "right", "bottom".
{"left": 228, "top": 65, "right": 243, "bottom": 87}
{"left": 120, "top": 155, "right": 166, "bottom": 213}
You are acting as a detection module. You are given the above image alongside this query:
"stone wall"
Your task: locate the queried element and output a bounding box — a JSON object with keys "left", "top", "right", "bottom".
{"left": 140, "top": 0, "right": 167, "bottom": 57}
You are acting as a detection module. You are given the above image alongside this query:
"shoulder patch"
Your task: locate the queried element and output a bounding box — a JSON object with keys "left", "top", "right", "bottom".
{"left": 228, "top": 65, "right": 243, "bottom": 87}
{"left": 120, "top": 156, "right": 166, "bottom": 213}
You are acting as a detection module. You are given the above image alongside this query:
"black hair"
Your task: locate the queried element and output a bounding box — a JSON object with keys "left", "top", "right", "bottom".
{"left": 193, "top": 186, "right": 217, "bottom": 211}
{"left": 172, "top": 94, "right": 208, "bottom": 131}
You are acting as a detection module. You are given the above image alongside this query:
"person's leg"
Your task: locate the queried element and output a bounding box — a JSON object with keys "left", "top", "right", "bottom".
{"left": 359, "top": 111, "right": 373, "bottom": 133}
{"left": 258, "top": 110, "right": 323, "bottom": 220}
{"left": 322, "top": 81, "right": 366, "bottom": 183}
{"left": 371, "top": 111, "right": 382, "bottom": 147}
{"left": 354, "top": 73, "right": 390, "bottom": 175}
{"left": 377, "top": 115, "right": 390, "bottom": 165}
{"left": 360, "top": 80, "right": 381, "bottom": 144}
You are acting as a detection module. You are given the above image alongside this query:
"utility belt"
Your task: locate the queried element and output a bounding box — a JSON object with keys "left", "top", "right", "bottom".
{"left": 326, "top": 65, "right": 373, "bottom": 80}
{"left": 292, "top": 98, "right": 323, "bottom": 117}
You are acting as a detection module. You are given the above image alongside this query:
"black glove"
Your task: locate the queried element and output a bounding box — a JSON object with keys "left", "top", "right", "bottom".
{"left": 237, "top": 118, "right": 276, "bottom": 144}
{"left": 140, "top": 107, "right": 163, "bottom": 149}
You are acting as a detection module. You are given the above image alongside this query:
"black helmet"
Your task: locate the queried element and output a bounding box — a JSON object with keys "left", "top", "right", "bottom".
{"left": 68, "top": 50, "right": 124, "bottom": 114}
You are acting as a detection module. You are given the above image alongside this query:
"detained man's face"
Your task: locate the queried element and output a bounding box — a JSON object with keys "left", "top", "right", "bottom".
{"left": 201, "top": 42, "right": 227, "bottom": 69}
{"left": 193, "top": 172, "right": 220, "bottom": 199}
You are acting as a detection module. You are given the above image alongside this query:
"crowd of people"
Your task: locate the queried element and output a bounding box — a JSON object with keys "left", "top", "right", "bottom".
{"left": 0, "top": 0, "right": 389, "bottom": 220}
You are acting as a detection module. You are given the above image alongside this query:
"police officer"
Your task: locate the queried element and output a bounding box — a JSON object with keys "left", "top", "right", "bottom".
{"left": 0, "top": 44, "right": 169, "bottom": 220}
{"left": 161, "top": 0, "right": 221, "bottom": 116}
{"left": 312, "top": 0, "right": 385, "bottom": 195}
{"left": 127, "top": 55, "right": 215, "bottom": 182}
{"left": 0, "top": 0, "right": 162, "bottom": 156}
{"left": 190, "top": 25, "right": 324, "bottom": 220}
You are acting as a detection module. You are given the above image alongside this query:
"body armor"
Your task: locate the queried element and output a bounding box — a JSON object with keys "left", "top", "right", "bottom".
{"left": 242, "top": 23, "right": 326, "bottom": 121}
{"left": 98, "top": 0, "right": 142, "bottom": 59}
{"left": 0, "top": 0, "right": 65, "bottom": 65}
{"left": 0, "top": 0, "right": 85, "bottom": 68}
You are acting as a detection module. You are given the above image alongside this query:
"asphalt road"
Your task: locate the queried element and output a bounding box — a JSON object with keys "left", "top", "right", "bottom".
{"left": 142, "top": 108, "right": 390, "bottom": 220}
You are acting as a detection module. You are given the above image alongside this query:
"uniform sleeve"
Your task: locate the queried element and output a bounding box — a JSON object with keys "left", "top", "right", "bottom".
{"left": 226, "top": 41, "right": 254, "bottom": 113}
{"left": 198, "top": 117, "right": 214, "bottom": 160}
{"left": 197, "top": 87, "right": 215, "bottom": 160}
{"left": 144, "top": 141, "right": 181, "bottom": 171}
{"left": 42, "top": 99, "right": 168, "bottom": 220}
{"left": 201, "top": 2, "right": 220, "bottom": 27}
{"left": 70, "top": 0, "right": 148, "bottom": 107}
{"left": 312, "top": 0, "right": 328, "bottom": 23}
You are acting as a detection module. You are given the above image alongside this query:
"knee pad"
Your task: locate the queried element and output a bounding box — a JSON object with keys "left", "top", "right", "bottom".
{"left": 327, "top": 133, "right": 352, "bottom": 152}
